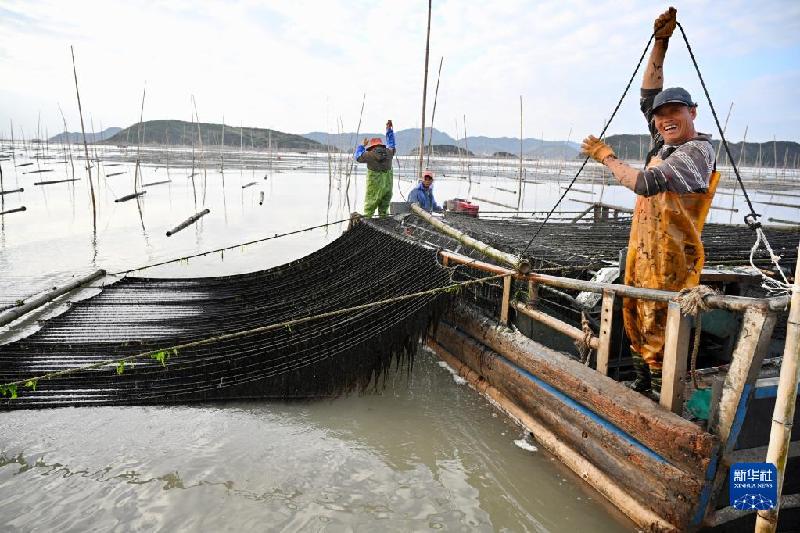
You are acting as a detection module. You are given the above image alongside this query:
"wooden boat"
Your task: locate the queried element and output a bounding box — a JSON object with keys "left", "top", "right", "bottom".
{"left": 375, "top": 207, "right": 799, "bottom": 532}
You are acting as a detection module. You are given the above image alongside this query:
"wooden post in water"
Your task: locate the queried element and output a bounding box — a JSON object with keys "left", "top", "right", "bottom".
{"left": 754, "top": 248, "right": 800, "bottom": 532}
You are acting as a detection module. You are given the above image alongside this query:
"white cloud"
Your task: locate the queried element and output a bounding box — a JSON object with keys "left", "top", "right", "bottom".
{"left": 0, "top": 0, "right": 797, "bottom": 142}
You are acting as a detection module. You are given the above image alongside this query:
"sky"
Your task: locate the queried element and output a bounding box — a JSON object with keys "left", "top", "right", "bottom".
{"left": 1, "top": 0, "right": 798, "bottom": 143}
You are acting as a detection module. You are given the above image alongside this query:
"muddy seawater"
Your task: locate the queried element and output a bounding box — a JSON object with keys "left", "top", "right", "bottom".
{"left": 3, "top": 142, "right": 792, "bottom": 531}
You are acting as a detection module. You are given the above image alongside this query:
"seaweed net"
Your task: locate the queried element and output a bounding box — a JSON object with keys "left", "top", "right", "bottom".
{"left": 437, "top": 214, "right": 800, "bottom": 274}
{"left": 370, "top": 214, "right": 799, "bottom": 343}
{"left": 0, "top": 222, "right": 452, "bottom": 410}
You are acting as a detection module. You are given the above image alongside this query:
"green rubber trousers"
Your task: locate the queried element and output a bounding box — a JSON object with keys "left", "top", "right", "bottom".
{"left": 363, "top": 168, "right": 394, "bottom": 217}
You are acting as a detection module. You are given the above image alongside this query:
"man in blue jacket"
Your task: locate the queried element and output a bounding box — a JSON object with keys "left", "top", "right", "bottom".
{"left": 408, "top": 170, "right": 442, "bottom": 212}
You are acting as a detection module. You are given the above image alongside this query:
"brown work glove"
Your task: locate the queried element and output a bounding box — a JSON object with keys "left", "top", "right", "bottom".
{"left": 581, "top": 135, "right": 615, "bottom": 164}
{"left": 654, "top": 7, "right": 677, "bottom": 39}
{"left": 386, "top": 119, "right": 393, "bottom": 130}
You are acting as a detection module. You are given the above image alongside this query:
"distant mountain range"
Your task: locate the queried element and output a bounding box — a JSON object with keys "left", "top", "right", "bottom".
{"left": 605, "top": 134, "right": 800, "bottom": 166}
{"left": 101, "top": 120, "right": 328, "bottom": 151}
{"left": 46, "top": 121, "right": 800, "bottom": 166}
{"left": 49, "top": 127, "right": 122, "bottom": 143}
{"left": 302, "top": 128, "right": 581, "bottom": 158}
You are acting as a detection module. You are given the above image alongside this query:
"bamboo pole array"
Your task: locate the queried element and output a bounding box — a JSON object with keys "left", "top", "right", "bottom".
{"left": 754, "top": 247, "right": 800, "bottom": 532}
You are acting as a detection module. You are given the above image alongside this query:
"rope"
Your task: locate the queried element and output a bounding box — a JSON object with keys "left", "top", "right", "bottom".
{"left": 110, "top": 217, "right": 352, "bottom": 276}
{"left": 520, "top": 33, "right": 655, "bottom": 256}
{"left": 750, "top": 227, "right": 792, "bottom": 294}
{"left": 676, "top": 22, "right": 792, "bottom": 295}
{"left": 674, "top": 23, "right": 756, "bottom": 218}
{"left": 0, "top": 273, "right": 505, "bottom": 391}
{"left": 675, "top": 284, "right": 717, "bottom": 389}
{"left": 575, "top": 310, "right": 594, "bottom": 366}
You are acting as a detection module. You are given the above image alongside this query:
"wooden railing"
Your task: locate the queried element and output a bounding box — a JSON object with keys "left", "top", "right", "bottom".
{"left": 438, "top": 250, "right": 788, "bottom": 415}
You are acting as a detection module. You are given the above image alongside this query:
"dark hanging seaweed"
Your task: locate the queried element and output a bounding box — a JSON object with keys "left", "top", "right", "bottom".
{"left": 0, "top": 223, "right": 452, "bottom": 409}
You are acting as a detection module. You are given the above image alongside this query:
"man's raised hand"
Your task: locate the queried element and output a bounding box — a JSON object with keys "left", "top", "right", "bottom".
{"left": 654, "top": 7, "right": 677, "bottom": 40}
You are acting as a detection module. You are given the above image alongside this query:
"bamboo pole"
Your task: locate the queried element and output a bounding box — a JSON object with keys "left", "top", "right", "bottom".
{"left": 70, "top": 45, "right": 97, "bottom": 232}
{"left": 512, "top": 300, "right": 599, "bottom": 349}
{"left": 133, "top": 85, "right": 146, "bottom": 193}
{"left": 0, "top": 269, "right": 106, "bottom": 327}
{"left": 34, "top": 178, "right": 78, "bottom": 186}
{"left": 0, "top": 206, "right": 26, "bottom": 215}
{"left": 417, "top": 0, "right": 432, "bottom": 177}
{"left": 426, "top": 56, "right": 444, "bottom": 168}
{"left": 115, "top": 191, "right": 146, "bottom": 202}
{"left": 517, "top": 95, "right": 523, "bottom": 211}
{"left": 754, "top": 247, "right": 800, "bottom": 532}
{"left": 715, "top": 102, "right": 734, "bottom": 161}
{"left": 438, "top": 249, "right": 789, "bottom": 312}
{"left": 412, "top": 205, "right": 530, "bottom": 273}
{"left": 166, "top": 208, "right": 210, "bottom": 237}
{"left": 768, "top": 218, "right": 800, "bottom": 226}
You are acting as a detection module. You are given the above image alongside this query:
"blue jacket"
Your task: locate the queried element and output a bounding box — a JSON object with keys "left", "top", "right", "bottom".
{"left": 408, "top": 181, "right": 441, "bottom": 212}
{"left": 354, "top": 128, "right": 396, "bottom": 162}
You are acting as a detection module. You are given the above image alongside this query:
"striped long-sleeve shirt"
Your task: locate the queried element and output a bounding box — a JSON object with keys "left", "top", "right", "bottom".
{"left": 635, "top": 88, "right": 715, "bottom": 197}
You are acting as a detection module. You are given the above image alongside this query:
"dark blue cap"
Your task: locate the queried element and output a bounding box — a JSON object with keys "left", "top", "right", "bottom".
{"left": 653, "top": 87, "right": 697, "bottom": 112}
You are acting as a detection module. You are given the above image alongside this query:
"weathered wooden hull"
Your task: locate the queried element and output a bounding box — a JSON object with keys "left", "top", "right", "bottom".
{"left": 428, "top": 302, "right": 720, "bottom": 531}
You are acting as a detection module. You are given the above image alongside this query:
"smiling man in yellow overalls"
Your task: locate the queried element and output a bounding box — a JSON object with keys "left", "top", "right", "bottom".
{"left": 581, "top": 7, "right": 719, "bottom": 397}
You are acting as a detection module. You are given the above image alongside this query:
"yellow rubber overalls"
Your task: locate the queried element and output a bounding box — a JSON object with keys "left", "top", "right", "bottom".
{"left": 623, "top": 167, "right": 720, "bottom": 370}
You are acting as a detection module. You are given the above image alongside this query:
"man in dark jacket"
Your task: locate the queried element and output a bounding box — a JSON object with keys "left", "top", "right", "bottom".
{"left": 354, "top": 120, "right": 396, "bottom": 216}
{"left": 408, "top": 169, "right": 442, "bottom": 212}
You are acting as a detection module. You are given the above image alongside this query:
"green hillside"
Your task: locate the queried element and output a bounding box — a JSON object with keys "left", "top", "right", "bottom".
{"left": 408, "top": 144, "right": 474, "bottom": 157}
{"left": 105, "top": 120, "right": 329, "bottom": 151}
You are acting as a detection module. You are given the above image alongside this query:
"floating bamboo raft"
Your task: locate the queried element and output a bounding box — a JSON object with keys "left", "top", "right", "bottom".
{"left": 0, "top": 223, "right": 450, "bottom": 409}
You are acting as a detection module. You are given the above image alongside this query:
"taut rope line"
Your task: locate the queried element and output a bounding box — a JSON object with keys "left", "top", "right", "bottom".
{"left": 520, "top": 33, "right": 655, "bottom": 256}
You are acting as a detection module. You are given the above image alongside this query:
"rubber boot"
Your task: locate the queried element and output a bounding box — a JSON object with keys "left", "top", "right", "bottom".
{"left": 628, "top": 352, "right": 651, "bottom": 393}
